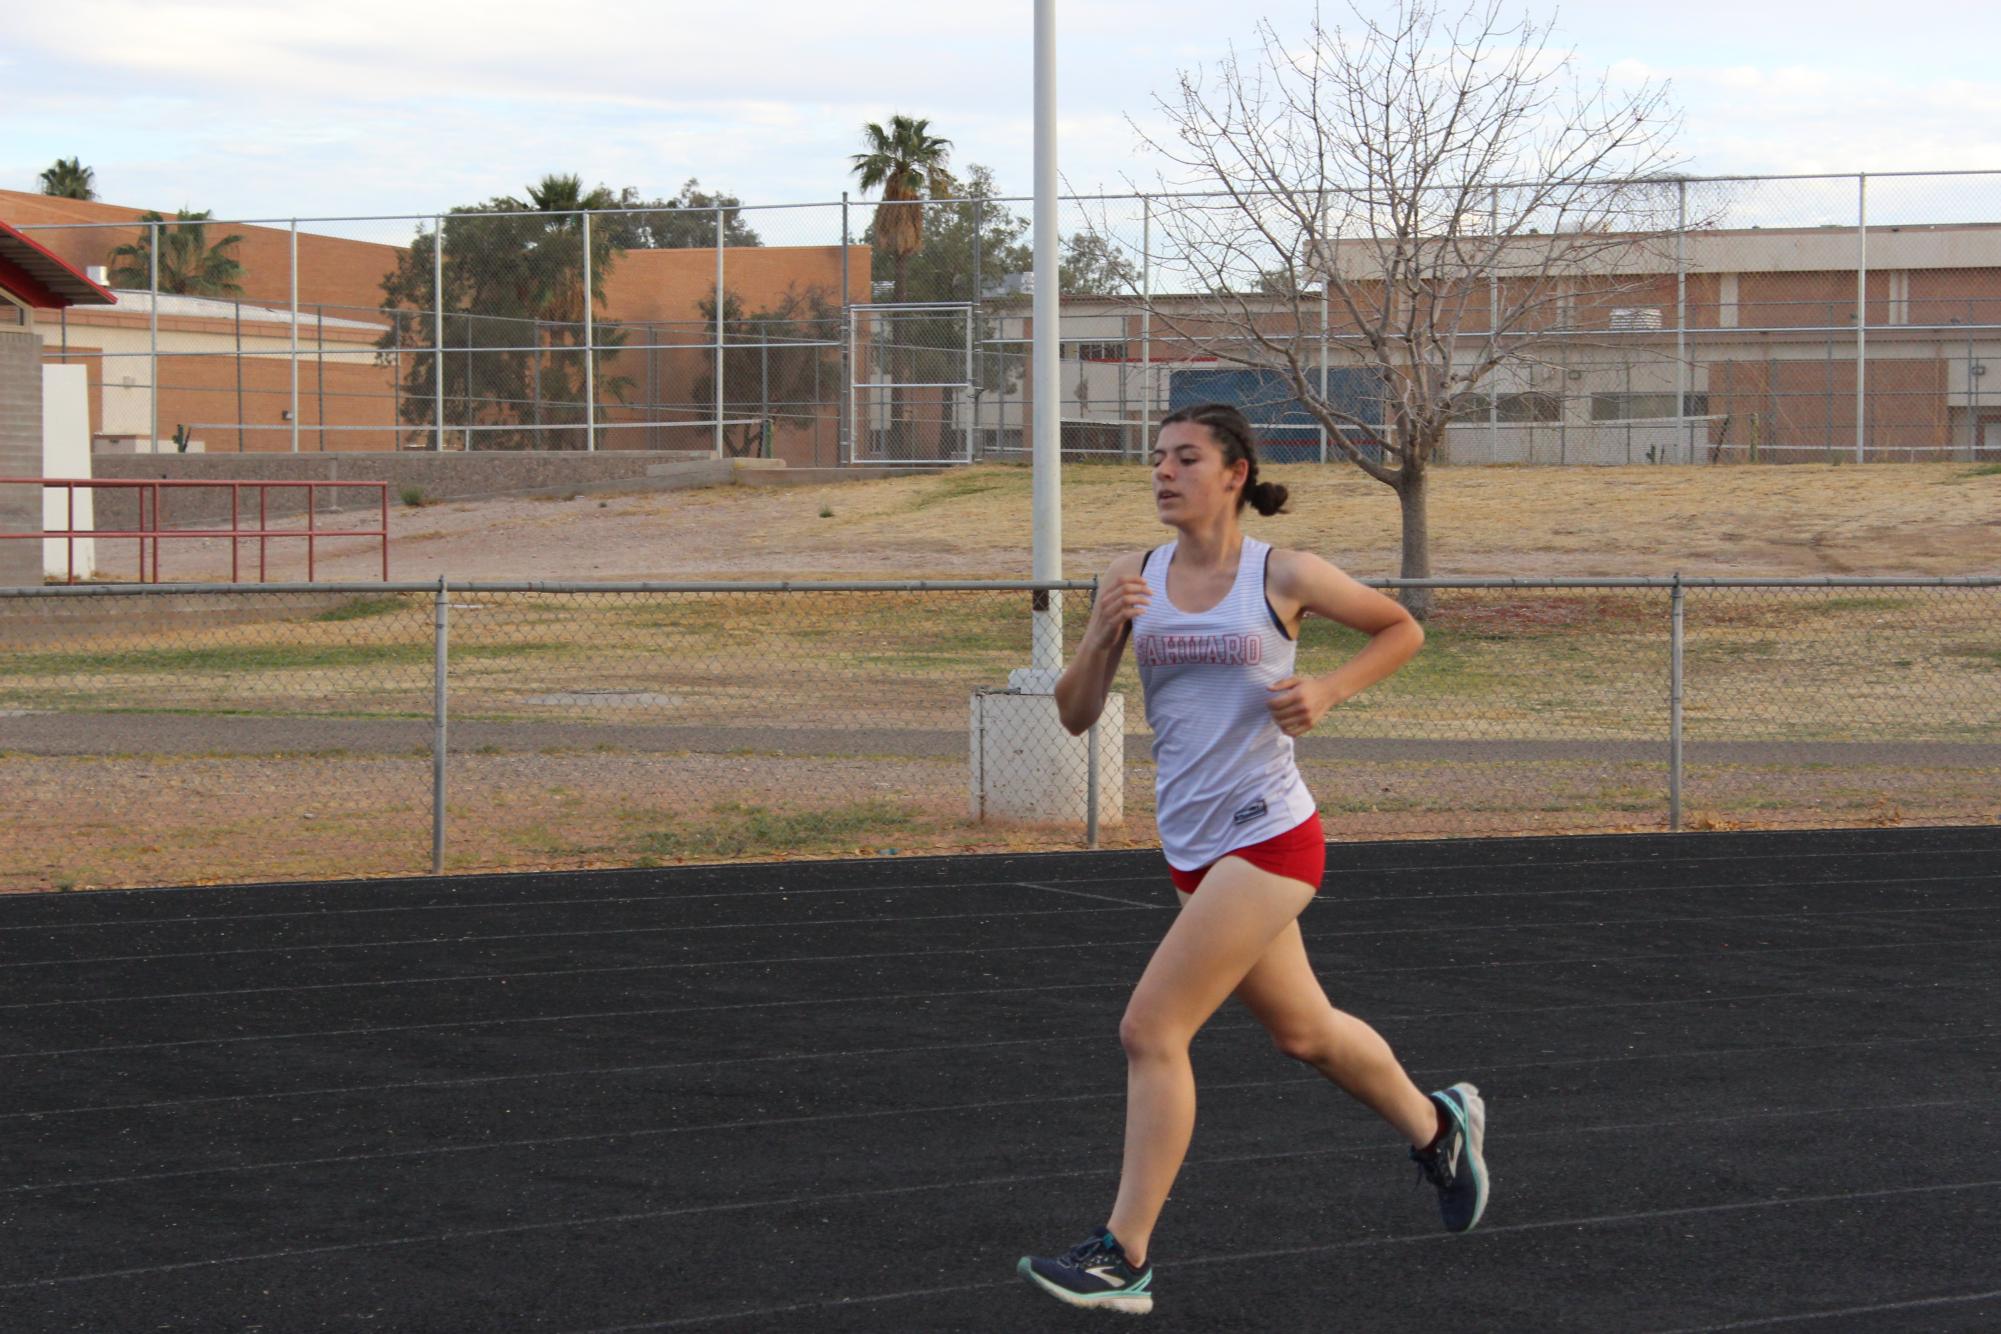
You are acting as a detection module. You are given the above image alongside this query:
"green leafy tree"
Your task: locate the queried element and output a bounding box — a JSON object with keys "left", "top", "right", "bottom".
{"left": 599, "top": 180, "right": 762, "bottom": 249}
{"left": 691, "top": 285, "right": 843, "bottom": 456}
{"left": 870, "top": 164, "right": 1028, "bottom": 420}
{"left": 106, "top": 210, "right": 245, "bottom": 295}
{"left": 853, "top": 164, "right": 1133, "bottom": 454}
{"left": 376, "top": 178, "right": 634, "bottom": 450}
{"left": 38, "top": 157, "right": 96, "bottom": 200}
{"left": 1060, "top": 229, "right": 1142, "bottom": 296}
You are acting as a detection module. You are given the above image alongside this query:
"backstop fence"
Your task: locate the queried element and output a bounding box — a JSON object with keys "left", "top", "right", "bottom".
{"left": 1, "top": 575, "right": 1993, "bottom": 891}
{"left": 18, "top": 171, "right": 2001, "bottom": 469}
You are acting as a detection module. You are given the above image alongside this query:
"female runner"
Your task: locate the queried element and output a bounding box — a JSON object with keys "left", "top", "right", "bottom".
{"left": 1017, "top": 403, "right": 1487, "bottom": 1316}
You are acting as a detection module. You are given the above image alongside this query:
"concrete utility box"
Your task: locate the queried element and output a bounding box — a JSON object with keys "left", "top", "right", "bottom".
{"left": 970, "top": 685, "right": 1124, "bottom": 826}
{"left": 42, "top": 364, "right": 93, "bottom": 579}
{"left": 0, "top": 327, "right": 43, "bottom": 587}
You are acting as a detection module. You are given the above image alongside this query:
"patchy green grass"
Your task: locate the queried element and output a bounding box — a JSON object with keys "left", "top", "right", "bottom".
{"left": 905, "top": 470, "right": 1020, "bottom": 512}
{"left": 314, "top": 594, "right": 418, "bottom": 623}
{"left": 1814, "top": 596, "right": 1909, "bottom": 614}
{"left": 0, "top": 640, "right": 564, "bottom": 678}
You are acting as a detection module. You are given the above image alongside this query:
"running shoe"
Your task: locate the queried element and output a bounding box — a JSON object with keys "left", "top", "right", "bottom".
{"left": 1018, "top": 1225, "right": 1154, "bottom": 1314}
{"left": 1410, "top": 1082, "right": 1488, "bottom": 1233}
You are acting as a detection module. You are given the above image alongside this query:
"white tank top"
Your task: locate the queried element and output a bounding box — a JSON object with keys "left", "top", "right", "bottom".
{"left": 1130, "top": 536, "right": 1318, "bottom": 871}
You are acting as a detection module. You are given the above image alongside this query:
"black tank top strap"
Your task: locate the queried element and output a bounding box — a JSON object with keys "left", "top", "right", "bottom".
{"left": 1260, "top": 543, "right": 1293, "bottom": 640}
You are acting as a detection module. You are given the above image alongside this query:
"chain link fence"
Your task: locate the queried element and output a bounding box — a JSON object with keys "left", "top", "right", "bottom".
{"left": 19, "top": 171, "right": 2001, "bottom": 467}
{"left": 1, "top": 576, "right": 1993, "bottom": 890}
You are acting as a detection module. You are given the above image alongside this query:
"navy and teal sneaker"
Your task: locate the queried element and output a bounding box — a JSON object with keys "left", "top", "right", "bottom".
{"left": 1411, "top": 1082, "right": 1488, "bottom": 1233}
{"left": 1018, "top": 1226, "right": 1154, "bottom": 1314}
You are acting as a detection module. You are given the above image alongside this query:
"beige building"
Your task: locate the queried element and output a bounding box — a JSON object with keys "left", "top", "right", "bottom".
{"left": 1008, "top": 221, "right": 2001, "bottom": 464}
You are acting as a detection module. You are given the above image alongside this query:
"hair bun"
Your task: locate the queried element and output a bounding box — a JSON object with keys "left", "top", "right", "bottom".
{"left": 1249, "top": 480, "right": 1291, "bottom": 517}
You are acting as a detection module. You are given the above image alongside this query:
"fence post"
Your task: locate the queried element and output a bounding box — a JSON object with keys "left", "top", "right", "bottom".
{"left": 839, "top": 192, "right": 851, "bottom": 465}
{"left": 1141, "top": 193, "right": 1152, "bottom": 463}
{"left": 1318, "top": 280, "right": 1330, "bottom": 465}
{"left": 1676, "top": 178, "right": 1689, "bottom": 464}
{"left": 432, "top": 576, "right": 449, "bottom": 875}
{"left": 1086, "top": 714, "right": 1100, "bottom": 850}
{"left": 148, "top": 218, "right": 159, "bottom": 452}
{"left": 290, "top": 219, "right": 300, "bottom": 454}
{"left": 964, "top": 196, "right": 972, "bottom": 462}
{"left": 1488, "top": 187, "right": 1500, "bottom": 463}
{"left": 1669, "top": 572, "right": 1684, "bottom": 832}
{"left": 583, "top": 210, "right": 596, "bottom": 453}
{"left": 1855, "top": 173, "right": 1868, "bottom": 463}
{"left": 433, "top": 216, "right": 445, "bottom": 453}
{"left": 715, "top": 205, "right": 726, "bottom": 457}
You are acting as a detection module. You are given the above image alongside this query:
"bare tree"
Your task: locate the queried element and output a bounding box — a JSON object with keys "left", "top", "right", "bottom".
{"left": 1127, "top": 0, "right": 1693, "bottom": 615}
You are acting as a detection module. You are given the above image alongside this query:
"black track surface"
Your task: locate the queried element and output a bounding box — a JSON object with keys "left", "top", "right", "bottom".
{"left": 3, "top": 827, "right": 1998, "bottom": 1332}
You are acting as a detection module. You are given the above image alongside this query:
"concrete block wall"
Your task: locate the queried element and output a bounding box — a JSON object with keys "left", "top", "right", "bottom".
{"left": 0, "top": 328, "right": 44, "bottom": 587}
{"left": 86, "top": 451, "right": 742, "bottom": 529}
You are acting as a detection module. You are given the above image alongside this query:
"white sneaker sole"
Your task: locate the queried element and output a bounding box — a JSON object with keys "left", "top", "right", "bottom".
{"left": 1449, "top": 1080, "right": 1489, "bottom": 1232}
{"left": 1018, "top": 1258, "right": 1154, "bottom": 1315}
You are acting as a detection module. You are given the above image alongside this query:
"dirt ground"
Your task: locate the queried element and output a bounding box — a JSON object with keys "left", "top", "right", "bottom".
{"left": 105, "top": 460, "right": 2001, "bottom": 585}
{"left": 16, "top": 461, "right": 1998, "bottom": 890}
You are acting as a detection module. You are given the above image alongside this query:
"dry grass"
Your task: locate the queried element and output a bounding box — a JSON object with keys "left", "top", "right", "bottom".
{"left": 7, "top": 464, "right": 1999, "bottom": 891}
{"left": 108, "top": 461, "right": 2001, "bottom": 584}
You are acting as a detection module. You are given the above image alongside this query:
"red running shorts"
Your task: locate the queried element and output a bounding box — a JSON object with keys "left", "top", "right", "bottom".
{"left": 1169, "top": 814, "right": 1326, "bottom": 895}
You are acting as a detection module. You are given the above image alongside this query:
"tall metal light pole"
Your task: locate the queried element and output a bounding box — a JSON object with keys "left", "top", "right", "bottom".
{"left": 1028, "top": 0, "right": 1063, "bottom": 680}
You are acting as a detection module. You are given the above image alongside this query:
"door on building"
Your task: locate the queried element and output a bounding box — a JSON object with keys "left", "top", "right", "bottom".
{"left": 1979, "top": 412, "right": 2001, "bottom": 455}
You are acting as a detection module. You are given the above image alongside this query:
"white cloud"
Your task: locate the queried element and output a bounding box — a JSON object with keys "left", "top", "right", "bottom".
{"left": 7, "top": 0, "right": 2001, "bottom": 226}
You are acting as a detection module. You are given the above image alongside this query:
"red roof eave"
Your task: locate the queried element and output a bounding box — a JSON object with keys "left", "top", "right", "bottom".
{"left": 0, "top": 220, "right": 117, "bottom": 308}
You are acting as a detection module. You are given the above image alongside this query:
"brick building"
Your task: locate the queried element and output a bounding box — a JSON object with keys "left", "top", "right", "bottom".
{"left": 0, "top": 191, "right": 869, "bottom": 462}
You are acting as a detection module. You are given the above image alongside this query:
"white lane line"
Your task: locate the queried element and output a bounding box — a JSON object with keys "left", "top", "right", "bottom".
{"left": 1013, "top": 880, "right": 1169, "bottom": 909}
{"left": 5, "top": 845, "right": 1992, "bottom": 934}
{"left": 9, "top": 933, "right": 2001, "bottom": 1057}
{"left": 569, "top": 1175, "right": 2001, "bottom": 1329}
{"left": 11, "top": 915, "right": 2001, "bottom": 1017}
{"left": 5, "top": 975, "right": 1982, "bottom": 1122}
{"left": 1651, "top": 1287, "right": 2001, "bottom": 1331}
{"left": 9, "top": 1026, "right": 1997, "bottom": 1196}
{"left": 0, "top": 899, "right": 1161, "bottom": 972}
{"left": 8, "top": 895, "right": 1993, "bottom": 976}
{"left": 8, "top": 1107, "right": 1989, "bottom": 1297}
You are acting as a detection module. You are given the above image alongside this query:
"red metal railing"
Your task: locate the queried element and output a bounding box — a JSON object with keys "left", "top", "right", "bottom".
{"left": 1, "top": 478, "right": 390, "bottom": 584}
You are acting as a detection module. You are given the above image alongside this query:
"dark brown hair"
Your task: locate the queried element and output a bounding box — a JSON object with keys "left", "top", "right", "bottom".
{"left": 1157, "top": 402, "right": 1291, "bottom": 516}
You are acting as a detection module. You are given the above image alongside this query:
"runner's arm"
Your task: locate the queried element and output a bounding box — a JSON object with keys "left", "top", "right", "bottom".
{"left": 1055, "top": 553, "right": 1147, "bottom": 735}
{"left": 1264, "top": 550, "right": 1423, "bottom": 734}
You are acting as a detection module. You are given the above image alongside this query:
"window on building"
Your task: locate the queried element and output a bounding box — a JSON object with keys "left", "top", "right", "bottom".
{"left": 1448, "top": 392, "right": 1492, "bottom": 422}
{"left": 1497, "top": 391, "right": 1562, "bottom": 423}
{"left": 1064, "top": 341, "right": 1128, "bottom": 362}
{"left": 1610, "top": 307, "right": 1665, "bottom": 330}
{"left": 1590, "top": 392, "right": 1710, "bottom": 420}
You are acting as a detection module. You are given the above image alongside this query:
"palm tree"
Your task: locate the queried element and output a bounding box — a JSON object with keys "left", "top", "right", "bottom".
{"left": 850, "top": 117, "right": 955, "bottom": 305}
{"left": 512, "top": 174, "right": 627, "bottom": 447}
{"left": 106, "top": 210, "right": 245, "bottom": 295}
{"left": 38, "top": 157, "right": 96, "bottom": 200}
{"left": 518, "top": 173, "right": 619, "bottom": 327}
{"left": 852, "top": 118, "right": 954, "bottom": 455}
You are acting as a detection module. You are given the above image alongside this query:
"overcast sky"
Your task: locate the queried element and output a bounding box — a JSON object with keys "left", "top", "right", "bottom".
{"left": 7, "top": 0, "right": 2001, "bottom": 233}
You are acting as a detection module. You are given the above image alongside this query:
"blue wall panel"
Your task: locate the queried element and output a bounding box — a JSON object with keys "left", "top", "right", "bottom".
{"left": 1166, "top": 367, "right": 1384, "bottom": 463}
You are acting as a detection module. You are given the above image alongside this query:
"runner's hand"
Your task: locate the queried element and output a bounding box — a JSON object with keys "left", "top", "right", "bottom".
{"left": 1086, "top": 576, "right": 1151, "bottom": 651}
{"left": 1266, "top": 675, "right": 1335, "bottom": 736}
